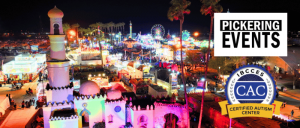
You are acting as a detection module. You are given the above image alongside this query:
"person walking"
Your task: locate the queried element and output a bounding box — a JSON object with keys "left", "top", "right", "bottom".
{"left": 32, "top": 98, "right": 35, "bottom": 106}
{"left": 29, "top": 99, "right": 32, "bottom": 105}
{"left": 291, "top": 110, "right": 294, "bottom": 118}
{"left": 14, "top": 103, "right": 17, "bottom": 110}
{"left": 283, "top": 101, "right": 286, "bottom": 108}
{"left": 21, "top": 100, "right": 25, "bottom": 109}
{"left": 11, "top": 99, "right": 14, "bottom": 106}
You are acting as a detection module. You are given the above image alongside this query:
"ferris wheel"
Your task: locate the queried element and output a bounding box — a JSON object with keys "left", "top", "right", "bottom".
{"left": 151, "top": 24, "right": 165, "bottom": 39}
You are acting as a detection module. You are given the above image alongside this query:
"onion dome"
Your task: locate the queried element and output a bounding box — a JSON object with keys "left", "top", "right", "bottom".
{"left": 79, "top": 81, "right": 100, "bottom": 95}
{"left": 48, "top": 6, "right": 64, "bottom": 18}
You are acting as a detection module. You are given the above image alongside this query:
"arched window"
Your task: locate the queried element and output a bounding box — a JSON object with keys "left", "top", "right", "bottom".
{"left": 138, "top": 115, "right": 148, "bottom": 128}
{"left": 54, "top": 24, "right": 59, "bottom": 35}
{"left": 140, "top": 115, "right": 146, "bottom": 122}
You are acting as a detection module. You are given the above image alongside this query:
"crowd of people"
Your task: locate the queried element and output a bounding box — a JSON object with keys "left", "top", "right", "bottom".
{"left": 21, "top": 98, "right": 35, "bottom": 109}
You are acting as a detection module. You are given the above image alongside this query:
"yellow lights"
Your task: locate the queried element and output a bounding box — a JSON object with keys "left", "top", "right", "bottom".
{"left": 98, "top": 74, "right": 101, "bottom": 76}
{"left": 69, "top": 30, "right": 76, "bottom": 36}
{"left": 103, "top": 73, "right": 105, "bottom": 77}
{"left": 193, "top": 32, "right": 199, "bottom": 37}
{"left": 175, "top": 44, "right": 181, "bottom": 48}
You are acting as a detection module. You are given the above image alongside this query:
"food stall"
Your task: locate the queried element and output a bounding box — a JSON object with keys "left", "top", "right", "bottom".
{"left": 3, "top": 60, "right": 38, "bottom": 80}
{"left": 15, "top": 54, "right": 46, "bottom": 65}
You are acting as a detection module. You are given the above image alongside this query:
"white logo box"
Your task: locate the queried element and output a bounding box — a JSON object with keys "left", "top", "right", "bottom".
{"left": 214, "top": 13, "right": 287, "bottom": 56}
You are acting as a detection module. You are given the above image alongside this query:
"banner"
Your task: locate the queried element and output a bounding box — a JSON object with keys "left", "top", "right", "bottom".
{"left": 219, "top": 100, "right": 282, "bottom": 118}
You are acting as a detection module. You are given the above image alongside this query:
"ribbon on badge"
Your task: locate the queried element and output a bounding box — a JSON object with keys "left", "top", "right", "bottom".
{"left": 219, "top": 100, "right": 282, "bottom": 118}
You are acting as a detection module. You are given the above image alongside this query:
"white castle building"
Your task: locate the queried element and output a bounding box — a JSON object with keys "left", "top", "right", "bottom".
{"left": 43, "top": 6, "right": 189, "bottom": 128}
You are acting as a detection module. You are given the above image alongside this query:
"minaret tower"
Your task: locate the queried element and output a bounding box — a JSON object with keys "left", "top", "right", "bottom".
{"left": 129, "top": 20, "right": 132, "bottom": 38}
{"left": 43, "top": 6, "right": 74, "bottom": 128}
{"left": 47, "top": 6, "right": 70, "bottom": 94}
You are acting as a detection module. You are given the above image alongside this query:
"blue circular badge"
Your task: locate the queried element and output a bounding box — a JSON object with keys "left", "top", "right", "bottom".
{"left": 114, "top": 106, "right": 121, "bottom": 112}
{"left": 225, "top": 65, "right": 276, "bottom": 105}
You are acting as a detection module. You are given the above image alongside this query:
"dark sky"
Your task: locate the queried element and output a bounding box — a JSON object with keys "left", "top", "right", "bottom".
{"left": 0, "top": 0, "right": 299, "bottom": 34}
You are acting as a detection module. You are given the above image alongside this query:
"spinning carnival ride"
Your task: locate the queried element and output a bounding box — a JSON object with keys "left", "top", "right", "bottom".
{"left": 182, "top": 30, "right": 190, "bottom": 41}
{"left": 151, "top": 24, "right": 165, "bottom": 40}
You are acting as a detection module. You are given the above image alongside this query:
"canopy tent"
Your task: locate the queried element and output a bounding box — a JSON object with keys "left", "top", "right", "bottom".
{"left": 118, "top": 69, "right": 129, "bottom": 79}
{"left": 0, "top": 96, "right": 10, "bottom": 116}
{"left": 127, "top": 61, "right": 135, "bottom": 68}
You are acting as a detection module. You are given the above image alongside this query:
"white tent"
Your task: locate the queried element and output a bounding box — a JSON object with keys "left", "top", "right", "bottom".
{"left": 0, "top": 96, "right": 10, "bottom": 116}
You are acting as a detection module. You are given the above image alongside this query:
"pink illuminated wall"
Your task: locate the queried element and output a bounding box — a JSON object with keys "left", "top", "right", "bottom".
{"left": 47, "top": 62, "right": 69, "bottom": 87}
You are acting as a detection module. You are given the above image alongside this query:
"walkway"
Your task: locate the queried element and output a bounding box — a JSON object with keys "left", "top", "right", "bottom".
{"left": 0, "top": 79, "right": 38, "bottom": 107}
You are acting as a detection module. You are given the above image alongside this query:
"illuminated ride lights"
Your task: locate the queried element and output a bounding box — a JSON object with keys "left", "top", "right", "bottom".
{"left": 151, "top": 24, "right": 165, "bottom": 40}
{"left": 182, "top": 30, "right": 190, "bottom": 41}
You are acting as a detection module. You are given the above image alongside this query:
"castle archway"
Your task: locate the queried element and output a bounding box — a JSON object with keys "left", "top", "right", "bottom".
{"left": 164, "top": 113, "right": 179, "bottom": 128}
{"left": 80, "top": 108, "right": 91, "bottom": 127}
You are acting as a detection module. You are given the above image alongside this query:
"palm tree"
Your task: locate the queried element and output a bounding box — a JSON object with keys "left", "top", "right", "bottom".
{"left": 89, "top": 23, "right": 98, "bottom": 36}
{"left": 83, "top": 28, "right": 94, "bottom": 47}
{"left": 105, "top": 23, "right": 111, "bottom": 33}
{"left": 118, "top": 23, "right": 122, "bottom": 32}
{"left": 199, "top": 0, "right": 223, "bottom": 127}
{"left": 83, "top": 28, "right": 93, "bottom": 36}
{"left": 95, "top": 31, "right": 105, "bottom": 67}
{"left": 109, "top": 22, "right": 115, "bottom": 33}
{"left": 97, "top": 22, "right": 104, "bottom": 32}
{"left": 121, "top": 22, "right": 125, "bottom": 33}
{"left": 170, "top": 45, "right": 178, "bottom": 62}
{"left": 200, "top": 47, "right": 208, "bottom": 62}
{"left": 168, "top": 0, "right": 191, "bottom": 127}
{"left": 101, "top": 23, "right": 106, "bottom": 33}
{"left": 115, "top": 23, "right": 120, "bottom": 32}
{"left": 62, "top": 23, "right": 71, "bottom": 34}
{"left": 228, "top": 57, "right": 246, "bottom": 69}
{"left": 78, "top": 27, "right": 85, "bottom": 37}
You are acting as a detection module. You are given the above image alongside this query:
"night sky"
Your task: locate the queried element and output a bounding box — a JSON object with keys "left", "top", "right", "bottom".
{"left": 0, "top": 0, "right": 299, "bottom": 34}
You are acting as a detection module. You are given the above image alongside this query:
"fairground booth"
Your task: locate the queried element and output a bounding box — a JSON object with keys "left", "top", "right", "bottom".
{"left": 2, "top": 54, "right": 46, "bottom": 80}
{"left": 88, "top": 74, "right": 110, "bottom": 88}
{"left": 0, "top": 71, "right": 7, "bottom": 83}
{"left": 15, "top": 54, "right": 46, "bottom": 65}
{"left": 66, "top": 48, "right": 109, "bottom": 66}
{"left": 2, "top": 60, "right": 38, "bottom": 80}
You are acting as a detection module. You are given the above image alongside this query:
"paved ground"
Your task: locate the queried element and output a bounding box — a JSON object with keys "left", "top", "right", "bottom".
{"left": 0, "top": 78, "right": 39, "bottom": 126}
{"left": 0, "top": 79, "right": 38, "bottom": 107}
